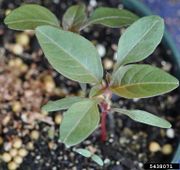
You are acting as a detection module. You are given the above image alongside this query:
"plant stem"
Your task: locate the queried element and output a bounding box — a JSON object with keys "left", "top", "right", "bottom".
{"left": 100, "top": 87, "right": 112, "bottom": 142}
{"left": 101, "top": 107, "right": 107, "bottom": 142}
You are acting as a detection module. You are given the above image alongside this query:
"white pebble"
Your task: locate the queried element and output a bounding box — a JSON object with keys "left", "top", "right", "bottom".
{"left": 133, "top": 98, "right": 140, "bottom": 102}
{"left": 113, "top": 52, "right": 117, "bottom": 60}
{"left": 96, "top": 44, "right": 106, "bottom": 57}
{"left": 90, "top": 0, "right": 97, "bottom": 7}
{"left": 166, "top": 128, "right": 175, "bottom": 139}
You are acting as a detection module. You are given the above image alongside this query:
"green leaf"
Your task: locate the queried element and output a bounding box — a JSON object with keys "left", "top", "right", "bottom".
{"left": 110, "top": 64, "right": 179, "bottom": 99}
{"left": 62, "top": 4, "right": 87, "bottom": 32}
{"left": 4, "top": 4, "right": 59, "bottom": 30}
{"left": 89, "top": 84, "right": 104, "bottom": 97}
{"left": 74, "top": 148, "right": 92, "bottom": 158}
{"left": 42, "top": 96, "right": 85, "bottom": 112}
{"left": 84, "top": 7, "right": 138, "bottom": 28}
{"left": 75, "top": 148, "right": 104, "bottom": 166}
{"left": 112, "top": 108, "right": 172, "bottom": 128}
{"left": 36, "top": 26, "right": 103, "bottom": 84}
{"left": 91, "top": 154, "right": 104, "bottom": 166}
{"left": 115, "top": 15, "right": 164, "bottom": 68}
{"left": 60, "top": 99, "right": 100, "bottom": 146}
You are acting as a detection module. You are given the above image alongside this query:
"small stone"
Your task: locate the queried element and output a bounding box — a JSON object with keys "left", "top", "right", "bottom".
{"left": 166, "top": 128, "right": 175, "bottom": 139}
{"left": 149, "top": 141, "right": 161, "bottom": 152}
{"left": 2, "top": 115, "right": 11, "bottom": 126}
{"left": 119, "top": 137, "right": 128, "bottom": 145}
{"left": 89, "top": 0, "right": 97, "bottom": 7}
{"left": 12, "top": 44, "right": 23, "bottom": 55}
{"left": 96, "top": 44, "right": 106, "bottom": 57}
{"left": 5, "top": 9, "right": 11, "bottom": 16}
{"left": 41, "top": 110, "right": 49, "bottom": 116}
{"left": 12, "top": 101, "right": 22, "bottom": 113}
{"left": 4, "top": 142, "right": 12, "bottom": 151}
{"left": 18, "top": 148, "right": 28, "bottom": 157}
{"left": 30, "top": 130, "right": 39, "bottom": 140}
{"left": 133, "top": 98, "right": 140, "bottom": 102}
{"left": 54, "top": 114, "right": 62, "bottom": 125}
{"left": 43, "top": 75, "right": 56, "bottom": 93}
{"left": 103, "top": 58, "right": 113, "bottom": 70}
{"left": 162, "top": 144, "right": 173, "bottom": 155}
{"left": 20, "top": 64, "right": 28, "bottom": 73}
{"left": 14, "top": 156, "right": 23, "bottom": 164}
{"left": 13, "top": 138, "right": 22, "bottom": 149}
{"left": 27, "top": 142, "right": 34, "bottom": 150}
{"left": 123, "top": 128, "right": 133, "bottom": 137}
{"left": 48, "top": 141, "right": 57, "bottom": 150}
{"left": 16, "top": 33, "right": 30, "bottom": 47}
{"left": 9, "top": 149, "right": 18, "bottom": 157}
{"left": 2, "top": 152, "right": 12, "bottom": 162}
{"left": 113, "top": 52, "right": 117, "bottom": 60}
{"left": 8, "top": 161, "right": 18, "bottom": 170}
{"left": 104, "top": 158, "right": 110, "bottom": 164}
{"left": 0, "top": 137, "right": 3, "bottom": 145}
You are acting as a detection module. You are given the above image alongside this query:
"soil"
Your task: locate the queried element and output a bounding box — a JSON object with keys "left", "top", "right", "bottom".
{"left": 0, "top": 0, "right": 180, "bottom": 170}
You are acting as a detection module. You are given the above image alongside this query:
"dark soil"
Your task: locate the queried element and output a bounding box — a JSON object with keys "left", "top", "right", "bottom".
{"left": 0, "top": 0, "right": 180, "bottom": 170}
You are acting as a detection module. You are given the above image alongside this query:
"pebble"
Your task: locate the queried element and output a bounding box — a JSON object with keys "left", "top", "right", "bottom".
{"left": 149, "top": 141, "right": 161, "bottom": 152}
{"left": 166, "top": 128, "right": 175, "bottom": 138}
{"left": 162, "top": 144, "right": 173, "bottom": 155}
{"left": 54, "top": 114, "right": 62, "bottom": 125}
{"left": 12, "top": 101, "right": 22, "bottom": 113}
{"left": 104, "top": 158, "right": 111, "bottom": 164}
{"left": 8, "top": 161, "right": 18, "bottom": 170}
{"left": 2, "top": 115, "right": 11, "bottom": 126}
{"left": 30, "top": 130, "right": 39, "bottom": 140}
{"left": 89, "top": 0, "right": 97, "bottom": 7}
{"left": 13, "top": 138, "right": 22, "bottom": 149}
{"left": 16, "top": 33, "right": 30, "bottom": 47}
{"left": 18, "top": 148, "right": 28, "bottom": 157}
{"left": 12, "top": 44, "right": 23, "bottom": 55}
{"left": 14, "top": 156, "right": 23, "bottom": 164}
{"left": 5, "top": 9, "right": 11, "bottom": 16}
{"left": 103, "top": 58, "right": 113, "bottom": 70}
{"left": 27, "top": 142, "right": 34, "bottom": 150}
{"left": 4, "top": 142, "right": 12, "bottom": 151}
{"left": 9, "top": 149, "right": 18, "bottom": 157}
{"left": 43, "top": 75, "right": 56, "bottom": 93}
{"left": 113, "top": 52, "right": 117, "bottom": 60}
{"left": 119, "top": 137, "right": 128, "bottom": 145}
{"left": 123, "top": 128, "right": 133, "bottom": 137}
{"left": 48, "top": 142, "right": 57, "bottom": 150}
{"left": 0, "top": 137, "right": 3, "bottom": 145}
{"left": 2, "top": 152, "right": 12, "bottom": 162}
{"left": 96, "top": 44, "right": 106, "bottom": 57}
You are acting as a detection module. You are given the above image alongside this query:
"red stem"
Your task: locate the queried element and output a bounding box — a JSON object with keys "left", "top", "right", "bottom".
{"left": 100, "top": 102, "right": 108, "bottom": 142}
{"left": 101, "top": 109, "right": 107, "bottom": 142}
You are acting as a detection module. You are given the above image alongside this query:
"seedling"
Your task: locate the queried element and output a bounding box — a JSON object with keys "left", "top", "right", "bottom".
{"left": 4, "top": 4, "right": 179, "bottom": 165}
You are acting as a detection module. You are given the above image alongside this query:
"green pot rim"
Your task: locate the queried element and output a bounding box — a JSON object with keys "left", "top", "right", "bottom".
{"left": 122, "top": 0, "right": 180, "bottom": 164}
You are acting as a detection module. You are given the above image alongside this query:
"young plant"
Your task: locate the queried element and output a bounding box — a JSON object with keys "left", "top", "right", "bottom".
{"left": 5, "top": 4, "right": 179, "bottom": 165}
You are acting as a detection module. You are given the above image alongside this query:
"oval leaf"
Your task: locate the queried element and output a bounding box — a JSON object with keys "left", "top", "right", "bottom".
{"left": 115, "top": 15, "right": 164, "bottom": 68}
{"left": 89, "top": 84, "right": 104, "bottom": 97}
{"left": 42, "top": 96, "right": 85, "bottom": 112}
{"left": 60, "top": 100, "right": 100, "bottom": 146}
{"left": 110, "top": 64, "right": 179, "bottom": 99}
{"left": 62, "top": 4, "right": 87, "bottom": 32}
{"left": 91, "top": 154, "right": 104, "bottom": 166}
{"left": 4, "top": 4, "right": 59, "bottom": 30}
{"left": 85, "top": 7, "right": 138, "bottom": 28}
{"left": 113, "top": 108, "right": 171, "bottom": 128}
{"left": 36, "top": 26, "right": 103, "bottom": 84}
{"left": 74, "top": 148, "right": 92, "bottom": 158}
